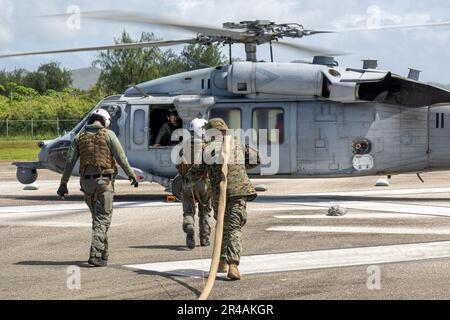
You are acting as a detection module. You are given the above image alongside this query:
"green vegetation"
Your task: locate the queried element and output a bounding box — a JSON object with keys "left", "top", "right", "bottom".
{"left": 0, "top": 87, "right": 106, "bottom": 137}
{"left": 94, "top": 31, "right": 227, "bottom": 94}
{"left": 0, "top": 31, "right": 227, "bottom": 160}
{"left": 0, "top": 140, "right": 40, "bottom": 161}
{"left": 0, "top": 62, "right": 73, "bottom": 95}
{"left": 0, "top": 31, "right": 226, "bottom": 123}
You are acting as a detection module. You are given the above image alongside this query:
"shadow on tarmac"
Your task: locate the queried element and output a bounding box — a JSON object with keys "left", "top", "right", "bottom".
{"left": 135, "top": 269, "right": 202, "bottom": 297}
{"left": 3, "top": 192, "right": 449, "bottom": 205}
{"left": 15, "top": 260, "right": 91, "bottom": 268}
{"left": 256, "top": 195, "right": 450, "bottom": 203}
{"left": 0, "top": 194, "right": 168, "bottom": 203}
{"left": 130, "top": 244, "right": 193, "bottom": 252}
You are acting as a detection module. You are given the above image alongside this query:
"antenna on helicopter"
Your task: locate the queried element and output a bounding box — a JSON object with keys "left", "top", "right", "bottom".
{"left": 131, "top": 85, "right": 149, "bottom": 98}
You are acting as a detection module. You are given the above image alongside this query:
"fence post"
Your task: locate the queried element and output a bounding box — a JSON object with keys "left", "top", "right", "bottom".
{"left": 56, "top": 117, "right": 60, "bottom": 136}
{"left": 31, "top": 119, "right": 34, "bottom": 140}
{"left": 6, "top": 119, "right": 8, "bottom": 140}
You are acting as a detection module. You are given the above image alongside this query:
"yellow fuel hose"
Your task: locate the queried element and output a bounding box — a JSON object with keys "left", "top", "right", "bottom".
{"left": 198, "top": 135, "right": 230, "bottom": 300}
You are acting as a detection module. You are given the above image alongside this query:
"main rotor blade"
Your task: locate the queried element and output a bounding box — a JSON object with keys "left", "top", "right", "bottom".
{"left": 303, "top": 29, "right": 336, "bottom": 36}
{"left": 0, "top": 38, "right": 197, "bottom": 58}
{"left": 44, "top": 10, "right": 246, "bottom": 38}
{"left": 275, "top": 41, "right": 350, "bottom": 57}
{"left": 314, "top": 21, "right": 450, "bottom": 34}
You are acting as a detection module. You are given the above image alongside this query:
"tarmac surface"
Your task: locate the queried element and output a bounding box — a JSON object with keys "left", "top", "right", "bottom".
{"left": 1, "top": 160, "right": 450, "bottom": 300}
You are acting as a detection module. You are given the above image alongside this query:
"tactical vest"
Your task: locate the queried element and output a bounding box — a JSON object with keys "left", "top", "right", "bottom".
{"left": 177, "top": 140, "right": 207, "bottom": 179}
{"left": 78, "top": 128, "right": 117, "bottom": 176}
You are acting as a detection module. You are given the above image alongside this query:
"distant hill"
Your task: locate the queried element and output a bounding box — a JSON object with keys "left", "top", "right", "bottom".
{"left": 70, "top": 67, "right": 101, "bottom": 90}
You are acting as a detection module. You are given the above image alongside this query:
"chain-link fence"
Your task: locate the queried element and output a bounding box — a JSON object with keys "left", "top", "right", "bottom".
{"left": 0, "top": 119, "right": 80, "bottom": 140}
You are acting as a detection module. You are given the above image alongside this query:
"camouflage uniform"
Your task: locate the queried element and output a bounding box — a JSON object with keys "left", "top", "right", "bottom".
{"left": 155, "top": 122, "right": 180, "bottom": 146}
{"left": 176, "top": 138, "right": 212, "bottom": 245}
{"left": 186, "top": 123, "right": 260, "bottom": 265}
{"left": 60, "top": 123, "right": 136, "bottom": 260}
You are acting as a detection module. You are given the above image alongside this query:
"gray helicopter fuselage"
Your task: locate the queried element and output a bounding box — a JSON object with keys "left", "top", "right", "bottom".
{"left": 16, "top": 61, "right": 450, "bottom": 186}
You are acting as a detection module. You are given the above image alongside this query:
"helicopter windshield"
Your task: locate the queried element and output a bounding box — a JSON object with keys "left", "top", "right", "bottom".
{"left": 71, "top": 104, "right": 122, "bottom": 136}
{"left": 72, "top": 111, "right": 92, "bottom": 135}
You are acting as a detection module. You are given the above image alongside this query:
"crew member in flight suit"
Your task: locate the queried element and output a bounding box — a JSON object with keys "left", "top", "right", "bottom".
{"left": 57, "top": 109, "right": 137, "bottom": 267}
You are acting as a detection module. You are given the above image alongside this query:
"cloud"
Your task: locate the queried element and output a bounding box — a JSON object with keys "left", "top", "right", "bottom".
{"left": 332, "top": 4, "right": 431, "bottom": 29}
{"left": 0, "top": 0, "right": 15, "bottom": 45}
{"left": 0, "top": 0, "right": 450, "bottom": 84}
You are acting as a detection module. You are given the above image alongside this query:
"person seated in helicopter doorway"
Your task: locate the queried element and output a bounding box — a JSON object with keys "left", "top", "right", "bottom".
{"left": 153, "top": 109, "right": 183, "bottom": 147}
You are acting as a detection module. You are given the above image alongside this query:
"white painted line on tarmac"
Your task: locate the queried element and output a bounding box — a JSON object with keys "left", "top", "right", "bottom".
{"left": 288, "top": 187, "right": 450, "bottom": 197}
{"left": 249, "top": 206, "right": 325, "bottom": 212}
{"left": 273, "top": 213, "right": 429, "bottom": 219}
{"left": 0, "top": 221, "right": 94, "bottom": 228}
{"left": 0, "top": 201, "right": 180, "bottom": 215}
{"left": 125, "top": 240, "right": 450, "bottom": 278}
{"left": 267, "top": 226, "right": 450, "bottom": 235}
{"left": 279, "top": 200, "right": 450, "bottom": 217}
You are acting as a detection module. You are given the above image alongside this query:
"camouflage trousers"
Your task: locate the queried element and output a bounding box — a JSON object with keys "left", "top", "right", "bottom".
{"left": 181, "top": 178, "right": 211, "bottom": 241}
{"left": 221, "top": 197, "right": 247, "bottom": 265}
{"left": 80, "top": 177, "right": 115, "bottom": 259}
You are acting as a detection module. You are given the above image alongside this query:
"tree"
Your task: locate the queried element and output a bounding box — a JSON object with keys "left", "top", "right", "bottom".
{"left": 93, "top": 31, "right": 162, "bottom": 94}
{"left": 178, "top": 43, "right": 227, "bottom": 71}
{"left": 23, "top": 62, "right": 72, "bottom": 94}
{"left": 93, "top": 31, "right": 227, "bottom": 94}
{"left": 0, "top": 69, "right": 27, "bottom": 95}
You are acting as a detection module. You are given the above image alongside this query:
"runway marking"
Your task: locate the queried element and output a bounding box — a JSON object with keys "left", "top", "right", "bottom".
{"left": 0, "top": 201, "right": 181, "bottom": 226}
{"left": 125, "top": 240, "right": 450, "bottom": 278}
{"left": 273, "top": 213, "right": 429, "bottom": 219}
{"left": 267, "top": 226, "right": 450, "bottom": 235}
{"left": 249, "top": 206, "right": 325, "bottom": 212}
{"left": 278, "top": 201, "right": 450, "bottom": 217}
{"left": 288, "top": 187, "right": 450, "bottom": 197}
{"left": 0, "top": 201, "right": 180, "bottom": 215}
{"left": 0, "top": 221, "right": 94, "bottom": 228}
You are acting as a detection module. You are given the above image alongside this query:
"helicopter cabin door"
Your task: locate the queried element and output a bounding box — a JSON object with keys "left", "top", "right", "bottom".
{"left": 248, "top": 104, "right": 294, "bottom": 175}
{"left": 129, "top": 105, "right": 149, "bottom": 151}
{"left": 208, "top": 103, "right": 295, "bottom": 175}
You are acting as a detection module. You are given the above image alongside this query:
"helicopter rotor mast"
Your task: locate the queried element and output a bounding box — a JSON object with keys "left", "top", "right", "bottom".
{"left": 220, "top": 20, "right": 330, "bottom": 62}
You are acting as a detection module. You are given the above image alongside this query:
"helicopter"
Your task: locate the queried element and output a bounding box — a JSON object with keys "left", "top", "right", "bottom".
{"left": 3, "top": 10, "right": 450, "bottom": 198}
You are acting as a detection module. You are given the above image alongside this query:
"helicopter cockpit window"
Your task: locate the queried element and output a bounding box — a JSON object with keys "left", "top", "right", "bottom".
{"left": 209, "top": 108, "right": 242, "bottom": 130}
{"left": 99, "top": 104, "right": 122, "bottom": 136}
{"left": 72, "top": 105, "right": 122, "bottom": 136}
{"left": 150, "top": 106, "right": 183, "bottom": 147}
{"left": 72, "top": 113, "right": 90, "bottom": 135}
{"left": 252, "top": 108, "right": 284, "bottom": 145}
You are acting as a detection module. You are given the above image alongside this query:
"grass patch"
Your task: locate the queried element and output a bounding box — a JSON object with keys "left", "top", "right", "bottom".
{"left": 0, "top": 140, "right": 40, "bottom": 161}
{"left": 0, "top": 134, "right": 57, "bottom": 141}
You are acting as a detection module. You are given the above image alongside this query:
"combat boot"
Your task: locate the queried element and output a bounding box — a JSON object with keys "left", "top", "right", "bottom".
{"left": 88, "top": 257, "right": 107, "bottom": 267}
{"left": 218, "top": 258, "right": 228, "bottom": 273}
{"left": 227, "top": 263, "right": 241, "bottom": 280}
{"left": 200, "top": 237, "right": 210, "bottom": 247}
{"left": 185, "top": 225, "right": 196, "bottom": 250}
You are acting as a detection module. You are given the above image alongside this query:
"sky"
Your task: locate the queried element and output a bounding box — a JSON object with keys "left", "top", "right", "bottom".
{"left": 0, "top": 0, "right": 449, "bottom": 84}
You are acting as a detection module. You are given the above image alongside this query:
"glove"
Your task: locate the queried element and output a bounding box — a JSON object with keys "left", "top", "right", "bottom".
{"left": 129, "top": 176, "right": 138, "bottom": 187}
{"left": 57, "top": 183, "right": 68, "bottom": 199}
